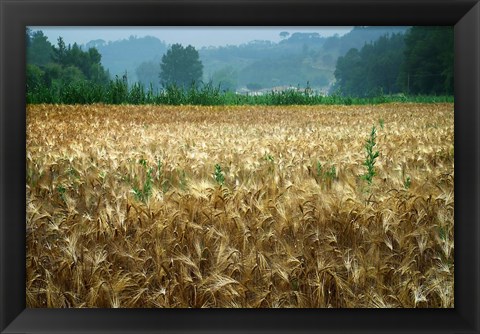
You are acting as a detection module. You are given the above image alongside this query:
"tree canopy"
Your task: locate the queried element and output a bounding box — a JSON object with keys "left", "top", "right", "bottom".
{"left": 333, "top": 33, "right": 405, "bottom": 97}
{"left": 27, "top": 30, "right": 54, "bottom": 67}
{"left": 26, "top": 29, "right": 110, "bottom": 101}
{"left": 399, "top": 26, "right": 453, "bottom": 95}
{"left": 333, "top": 26, "right": 453, "bottom": 97}
{"left": 159, "top": 44, "right": 203, "bottom": 88}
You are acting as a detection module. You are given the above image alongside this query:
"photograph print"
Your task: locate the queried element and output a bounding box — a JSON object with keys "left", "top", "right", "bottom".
{"left": 26, "top": 26, "right": 454, "bottom": 308}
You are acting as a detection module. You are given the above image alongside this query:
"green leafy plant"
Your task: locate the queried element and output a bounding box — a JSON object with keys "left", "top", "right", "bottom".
{"left": 404, "top": 176, "right": 411, "bottom": 189}
{"left": 27, "top": 68, "right": 455, "bottom": 107}
{"left": 325, "top": 165, "right": 337, "bottom": 181}
{"left": 264, "top": 154, "right": 274, "bottom": 163}
{"left": 214, "top": 164, "right": 225, "bottom": 185}
{"left": 437, "top": 226, "right": 447, "bottom": 242}
{"left": 314, "top": 161, "right": 337, "bottom": 187}
{"left": 132, "top": 158, "right": 153, "bottom": 202}
{"left": 361, "top": 125, "right": 380, "bottom": 185}
{"left": 264, "top": 154, "right": 275, "bottom": 173}
{"left": 139, "top": 158, "right": 147, "bottom": 168}
{"left": 57, "top": 184, "right": 66, "bottom": 202}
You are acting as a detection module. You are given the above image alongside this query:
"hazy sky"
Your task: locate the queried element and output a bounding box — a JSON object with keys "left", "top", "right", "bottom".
{"left": 31, "top": 26, "right": 353, "bottom": 48}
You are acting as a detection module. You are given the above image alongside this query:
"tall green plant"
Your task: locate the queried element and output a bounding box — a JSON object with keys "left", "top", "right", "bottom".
{"left": 361, "top": 125, "right": 380, "bottom": 185}
{"left": 214, "top": 164, "right": 225, "bottom": 185}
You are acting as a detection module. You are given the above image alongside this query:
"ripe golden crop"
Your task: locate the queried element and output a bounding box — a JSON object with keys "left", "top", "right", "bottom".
{"left": 26, "top": 103, "right": 454, "bottom": 308}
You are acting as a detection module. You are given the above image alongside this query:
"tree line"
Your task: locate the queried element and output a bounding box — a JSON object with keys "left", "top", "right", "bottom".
{"left": 26, "top": 29, "right": 204, "bottom": 102}
{"left": 333, "top": 26, "right": 453, "bottom": 97}
{"left": 27, "top": 29, "right": 111, "bottom": 95}
{"left": 26, "top": 26, "right": 453, "bottom": 104}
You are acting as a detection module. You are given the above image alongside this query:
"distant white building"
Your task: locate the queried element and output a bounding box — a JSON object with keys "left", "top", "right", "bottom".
{"left": 236, "top": 84, "right": 330, "bottom": 96}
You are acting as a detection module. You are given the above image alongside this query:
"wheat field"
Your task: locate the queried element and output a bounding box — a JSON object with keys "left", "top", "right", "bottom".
{"left": 26, "top": 103, "right": 454, "bottom": 308}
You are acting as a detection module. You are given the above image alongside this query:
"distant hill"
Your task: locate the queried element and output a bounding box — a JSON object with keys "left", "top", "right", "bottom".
{"left": 84, "top": 35, "right": 168, "bottom": 84}
{"left": 201, "top": 26, "right": 409, "bottom": 90}
{"left": 86, "top": 26, "right": 409, "bottom": 91}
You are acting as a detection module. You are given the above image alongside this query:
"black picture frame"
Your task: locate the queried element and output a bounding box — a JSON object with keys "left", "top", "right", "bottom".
{"left": 1, "top": 0, "right": 479, "bottom": 333}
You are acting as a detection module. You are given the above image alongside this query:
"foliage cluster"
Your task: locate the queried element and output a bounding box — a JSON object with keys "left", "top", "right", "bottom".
{"left": 198, "top": 27, "right": 408, "bottom": 90}
{"left": 26, "top": 29, "right": 110, "bottom": 99}
{"left": 130, "top": 27, "right": 407, "bottom": 91}
{"left": 361, "top": 126, "right": 380, "bottom": 185}
{"left": 159, "top": 44, "right": 204, "bottom": 89}
{"left": 27, "top": 77, "right": 453, "bottom": 105}
{"left": 131, "top": 159, "right": 154, "bottom": 203}
{"left": 334, "top": 27, "right": 454, "bottom": 97}
{"left": 334, "top": 33, "right": 405, "bottom": 96}
{"left": 27, "top": 27, "right": 453, "bottom": 104}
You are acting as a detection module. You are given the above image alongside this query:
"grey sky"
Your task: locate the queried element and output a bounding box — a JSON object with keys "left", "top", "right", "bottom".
{"left": 30, "top": 26, "right": 353, "bottom": 48}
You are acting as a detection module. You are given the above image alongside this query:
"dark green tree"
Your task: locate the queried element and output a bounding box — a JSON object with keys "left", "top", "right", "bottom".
{"left": 399, "top": 26, "right": 453, "bottom": 95}
{"left": 26, "top": 64, "right": 45, "bottom": 91}
{"left": 334, "top": 48, "right": 363, "bottom": 96}
{"left": 159, "top": 44, "right": 203, "bottom": 88}
{"left": 27, "top": 30, "right": 54, "bottom": 66}
{"left": 333, "top": 33, "right": 405, "bottom": 96}
{"left": 88, "top": 62, "right": 110, "bottom": 85}
{"left": 85, "top": 48, "right": 109, "bottom": 84}
{"left": 26, "top": 29, "right": 111, "bottom": 102}
{"left": 53, "top": 37, "right": 68, "bottom": 66}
